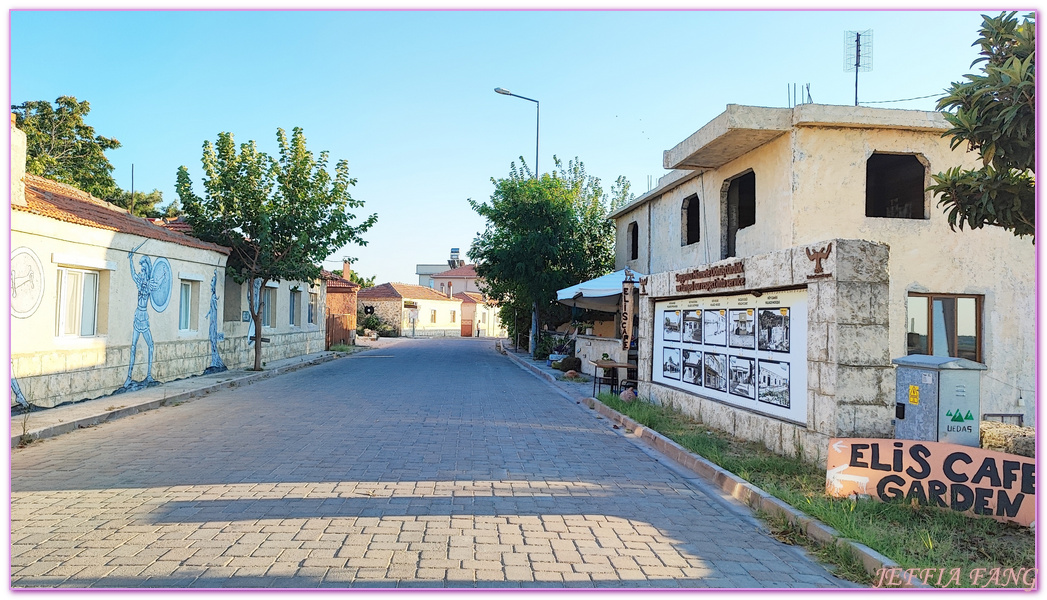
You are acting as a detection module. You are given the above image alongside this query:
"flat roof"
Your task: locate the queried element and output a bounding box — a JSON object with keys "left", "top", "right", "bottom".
{"left": 612, "top": 103, "right": 951, "bottom": 220}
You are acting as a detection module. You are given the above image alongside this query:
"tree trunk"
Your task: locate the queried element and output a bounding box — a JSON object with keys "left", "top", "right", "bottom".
{"left": 529, "top": 301, "right": 539, "bottom": 357}
{"left": 253, "top": 310, "right": 264, "bottom": 370}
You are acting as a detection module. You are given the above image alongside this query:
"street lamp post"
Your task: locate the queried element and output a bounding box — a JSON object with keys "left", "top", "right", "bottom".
{"left": 494, "top": 87, "right": 539, "bottom": 177}
{"left": 495, "top": 87, "right": 541, "bottom": 356}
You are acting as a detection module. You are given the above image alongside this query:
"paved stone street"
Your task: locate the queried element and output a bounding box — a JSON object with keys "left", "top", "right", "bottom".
{"left": 11, "top": 338, "right": 850, "bottom": 588}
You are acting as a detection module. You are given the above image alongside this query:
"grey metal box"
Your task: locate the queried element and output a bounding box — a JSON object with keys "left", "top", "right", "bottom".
{"left": 892, "top": 355, "right": 986, "bottom": 447}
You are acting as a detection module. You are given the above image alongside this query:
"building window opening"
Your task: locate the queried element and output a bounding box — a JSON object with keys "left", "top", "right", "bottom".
{"left": 866, "top": 153, "right": 926, "bottom": 219}
{"left": 430, "top": 309, "right": 437, "bottom": 323}
{"left": 261, "top": 287, "right": 275, "bottom": 327}
{"left": 179, "top": 280, "right": 200, "bottom": 331}
{"left": 57, "top": 268, "right": 99, "bottom": 337}
{"left": 681, "top": 195, "right": 700, "bottom": 246}
{"left": 723, "top": 170, "right": 755, "bottom": 258}
{"left": 907, "top": 293, "right": 981, "bottom": 362}
{"left": 628, "top": 221, "right": 639, "bottom": 260}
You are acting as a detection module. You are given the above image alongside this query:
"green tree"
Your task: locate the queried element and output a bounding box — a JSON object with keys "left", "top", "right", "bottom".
{"left": 110, "top": 188, "right": 166, "bottom": 218}
{"left": 177, "top": 127, "right": 377, "bottom": 370}
{"left": 929, "top": 11, "right": 1035, "bottom": 241}
{"left": 11, "top": 96, "right": 121, "bottom": 200}
{"left": 469, "top": 158, "right": 627, "bottom": 354}
{"left": 331, "top": 269, "right": 376, "bottom": 288}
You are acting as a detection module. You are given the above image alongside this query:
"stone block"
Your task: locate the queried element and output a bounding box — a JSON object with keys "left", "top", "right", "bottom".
{"left": 834, "top": 405, "right": 856, "bottom": 437}
{"left": 836, "top": 282, "right": 872, "bottom": 325}
{"left": 818, "top": 362, "right": 836, "bottom": 396}
{"left": 811, "top": 393, "right": 836, "bottom": 436}
{"left": 807, "top": 323, "right": 828, "bottom": 362}
{"left": 836, "top": 366, "right": 890, "bottom": 406}
{"left": 799, "top": 430, "right": 830, "bottom": 468}
{"left": 836, "top": 324, "right": 890, "bottom": 366}
{"left": 743, "top": 248, "right": 794, "bottom": 289}
{"left": 41, "top": 352, "right": 66, "bottom": 376}
{"left": 808, "top": 281, "right": 837, "bottom": 324}
{"left": 868, "top": 282, "right": 889, "bottom": 326}
{"left": 791, "top": 241, "right": 837, "bottom": 283}
{"left": 834, "top": 239, "right": 889, "bottom": 284}
{"left": 807, "top": 362, "right": 820, "bottom": 394}
{"left": 852, "top": 405, "right": 893, "bottom": 437}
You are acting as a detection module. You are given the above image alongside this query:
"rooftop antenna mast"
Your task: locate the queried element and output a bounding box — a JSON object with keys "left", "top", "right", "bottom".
{"left": 844, "top": 30, "right": 873, "bottom": 106}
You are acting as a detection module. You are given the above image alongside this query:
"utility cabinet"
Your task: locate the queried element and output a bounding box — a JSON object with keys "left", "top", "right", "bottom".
{"left": 892, "top": 355, "right": 986, "bottom": 447}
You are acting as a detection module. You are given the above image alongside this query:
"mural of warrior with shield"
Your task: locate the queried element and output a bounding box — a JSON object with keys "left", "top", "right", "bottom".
{"left": 122, "top": 241, "right": 172, "bottom": 390}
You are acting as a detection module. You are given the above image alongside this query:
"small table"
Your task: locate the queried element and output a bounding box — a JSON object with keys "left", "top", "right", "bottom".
{"left": 590, "top": 360, "right": 637, "bottom": 396}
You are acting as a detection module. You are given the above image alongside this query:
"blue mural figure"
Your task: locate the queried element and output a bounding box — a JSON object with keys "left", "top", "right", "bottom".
{"left": 121, "top": 241, "right": 171, "bottom": 391}
{"left": 247, "top": 278, "right": 262, "bottom": 346}
{"left": 11, "top": 363, "right": 28, "bottom": 411}
{"left": 203, "top": 269, "right": 227, "bottom": 374}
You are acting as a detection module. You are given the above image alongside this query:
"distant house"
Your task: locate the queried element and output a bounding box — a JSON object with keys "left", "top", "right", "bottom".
{"left": 322, "top": 259, "right": 361, "bottom": 347}
{"left": 453, "top": 292, "right": 506, "bottom": 338}
{"left": 358, "top": 282, "right": 462, "bottom": 337}
{"left": 430, "top": 264, "right": 483, "bottom": 298}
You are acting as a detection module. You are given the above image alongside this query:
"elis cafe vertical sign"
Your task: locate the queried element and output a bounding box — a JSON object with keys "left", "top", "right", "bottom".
{"left": 621, "top": 269, "right": 635, "bottom": 350}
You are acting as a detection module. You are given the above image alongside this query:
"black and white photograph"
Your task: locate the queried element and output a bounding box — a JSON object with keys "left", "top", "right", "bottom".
{"left": 728, "top": 356, "right": 755, "bottom": 399}
{"left": 662, "top": 347, "right": 681, "bottom": 380}
{"left": 728, "top": 309, "right": 756, "bottom": 349}
{"left": 682, "top": 309, "right": 703, "bottom": 344}
{"left": 758, "top": 360, "right": 790, "bottom": 408}
{"left": 703, "top": 352, "right": 727, "bottom": 392}
{"left": 662, "top": 310, "right": 681, "bottom": 342}
{"left": 702, "top": 309, "right": 727, "bottom": 346}
{"left": 682, "top": 349, "right": 702, "bottom": 386}
{"left": 758, "top": 307, "right": 791, "bottom": 353}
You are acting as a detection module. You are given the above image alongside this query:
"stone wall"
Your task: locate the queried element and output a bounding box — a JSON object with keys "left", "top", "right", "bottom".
{"left": 636, "top": 238, "right": 891, "bottom": 466}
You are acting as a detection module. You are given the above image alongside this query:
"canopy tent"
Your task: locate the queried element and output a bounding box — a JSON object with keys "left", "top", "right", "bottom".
{"left": 555, "top": 269, "right": 645, "bottom": 312}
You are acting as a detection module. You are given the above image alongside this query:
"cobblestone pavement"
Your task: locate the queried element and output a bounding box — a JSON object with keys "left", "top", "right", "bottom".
{"left": 11, "top": 338, "right": 851, "bottom": 589}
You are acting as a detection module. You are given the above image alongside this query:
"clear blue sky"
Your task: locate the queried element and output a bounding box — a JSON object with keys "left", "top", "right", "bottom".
{"left": 10, "top": 9, "right": 990, "bottom": 284}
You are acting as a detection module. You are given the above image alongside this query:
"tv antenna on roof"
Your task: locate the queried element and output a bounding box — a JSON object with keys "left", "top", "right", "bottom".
{"left": 844, "top": 30, "right": 873, "bottom": 106}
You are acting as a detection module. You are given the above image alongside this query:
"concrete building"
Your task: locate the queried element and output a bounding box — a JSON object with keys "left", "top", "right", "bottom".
{"left": 610, "top": 104, "right": 1034, "bottom": 465}
{"left": 10, "top": 115, "right": 328, "bottom": 409}
{"left": 430, "top": 264, "right": 483, "bottom": 297}
{"left": 358, "top": 283, "right": 463, "bottom": 337}
{"left": 453, "top": 291, "right": 507, "bottom": 338}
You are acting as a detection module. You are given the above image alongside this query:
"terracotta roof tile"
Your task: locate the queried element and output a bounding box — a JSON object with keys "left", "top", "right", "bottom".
{"left": 432, "top": 264, "right": 477, "bottom": 278}
{"left": 16, "top": 175, "right": 230, "bottom": 255}
{"left": 359, "top": 282, "right": 461, "bottom": 302}
{"left": 453, "top": 291, "right": 486, "bottom": 304}
{"left": 321, "top": 269, "right": 361, "bottom": 291}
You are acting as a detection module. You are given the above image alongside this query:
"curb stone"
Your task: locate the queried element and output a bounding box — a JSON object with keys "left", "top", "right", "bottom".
{"left": 502, "top": 348, "right": 929, "bottom": 589}
{"left": 11, "top": 352, "right": 345, "bottom": 448}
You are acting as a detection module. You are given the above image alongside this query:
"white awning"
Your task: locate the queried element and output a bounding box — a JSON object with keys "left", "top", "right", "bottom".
{"left": 556, "top": 269, "right": 644, "bottom": 312}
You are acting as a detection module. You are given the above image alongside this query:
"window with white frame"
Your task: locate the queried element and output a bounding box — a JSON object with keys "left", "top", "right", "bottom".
{"left": 308, "top": 292, "right": 318, "bottom": 324}
{"left": 178, "top": 280, "right": 200, "bottom": 331}
{"left": 262, "top": 287, "right": 275, "bottom": 327}
{"left": 289, "top": 290, "right": 301, "bottom": 326}
{"left": 57, "top": 268, "right": 99, "bottom": 337}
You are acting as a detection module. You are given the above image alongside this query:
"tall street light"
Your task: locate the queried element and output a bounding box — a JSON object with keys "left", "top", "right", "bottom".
{"left": 494, "top": 86, "right": 541, "bottom": 356}
{"left": 494, "top": 87, "right": 539, "bottom": 177}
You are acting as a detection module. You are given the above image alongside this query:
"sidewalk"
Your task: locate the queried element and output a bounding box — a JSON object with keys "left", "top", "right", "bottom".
{"left": 10, "top": 339, "right": 403, "bottom": 448}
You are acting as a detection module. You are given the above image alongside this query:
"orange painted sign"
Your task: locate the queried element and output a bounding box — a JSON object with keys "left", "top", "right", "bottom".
{"left": 826, "top": 438, "right": 1035, "bottom": 527}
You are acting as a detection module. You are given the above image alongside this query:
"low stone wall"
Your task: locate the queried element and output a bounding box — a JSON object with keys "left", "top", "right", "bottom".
{"left": 576, "top": 335, "right": 627, "bottom": 376}
{"left": 13, "top": 329, "right": 327, "bottom": 409}
{"left": 980, "top": 421, "right": 1035, "bottom": 458}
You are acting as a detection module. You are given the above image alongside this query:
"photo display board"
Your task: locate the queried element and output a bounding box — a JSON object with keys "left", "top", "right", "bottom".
{"left": 653, "top": 289, "right": 808, "bottom": 425}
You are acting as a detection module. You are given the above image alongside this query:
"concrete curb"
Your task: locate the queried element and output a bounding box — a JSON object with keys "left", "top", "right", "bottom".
{"left": 12, "top": 353, "right": 344, "bottom": 448}
{"left": 502, "top": 348, "right": 928, "bottom": 589}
